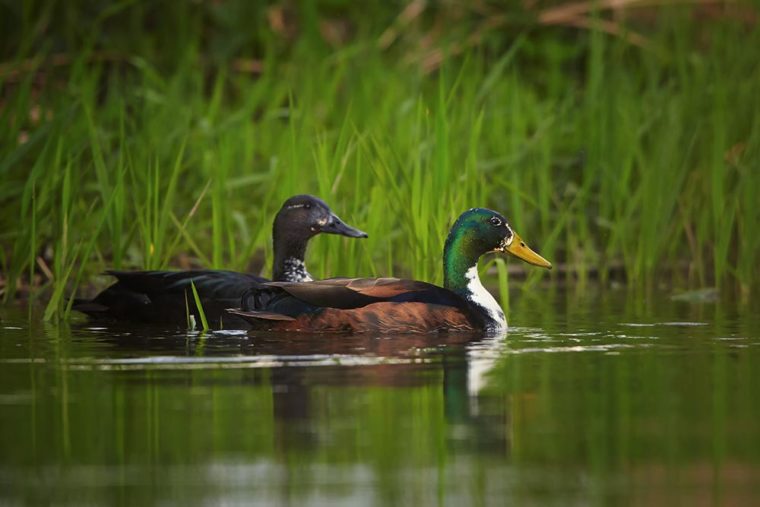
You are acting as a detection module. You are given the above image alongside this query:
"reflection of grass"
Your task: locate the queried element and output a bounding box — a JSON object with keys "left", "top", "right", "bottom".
{"left": 1, "top": 3, "right": 758, "bottom": 319}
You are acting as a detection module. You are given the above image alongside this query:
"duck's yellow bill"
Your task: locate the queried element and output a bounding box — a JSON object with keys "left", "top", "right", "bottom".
{"left": 503, "top": 232, "right": 552, "bottom": 269}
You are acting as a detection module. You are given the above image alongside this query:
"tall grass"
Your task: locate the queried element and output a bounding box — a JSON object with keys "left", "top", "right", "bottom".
{"left": 1, "top": 1, "right": 758, "bottom": 319}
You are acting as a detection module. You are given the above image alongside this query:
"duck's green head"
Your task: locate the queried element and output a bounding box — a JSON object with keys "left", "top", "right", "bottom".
{"left": 444, "top": 208, "right": 552, "bottom": 277}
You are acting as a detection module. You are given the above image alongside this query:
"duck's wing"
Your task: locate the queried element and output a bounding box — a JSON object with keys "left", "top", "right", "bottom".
{"left": 242, "top": 277, "right": 468, "bottom": 317}
{"left": 106, "top": 270, "right": 267, "bottom": 299}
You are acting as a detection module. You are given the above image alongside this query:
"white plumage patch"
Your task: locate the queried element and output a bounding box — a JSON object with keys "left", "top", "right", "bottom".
{"left": 283, "top": 257, "right": 312, "bottom": 282}
{"left": 464, "top": 265, "right": 506, "bottom": 332}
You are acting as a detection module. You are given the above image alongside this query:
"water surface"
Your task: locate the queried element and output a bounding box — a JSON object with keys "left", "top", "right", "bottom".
{"left": 1, "top": 287, "right": 759, "bottom": 506}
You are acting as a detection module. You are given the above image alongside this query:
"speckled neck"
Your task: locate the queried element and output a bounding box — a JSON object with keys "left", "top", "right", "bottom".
{"left": 278, "top": 257, "right": 312, "bottom": 282}
{"left": 272, "top": 234, "right": 312, "bottom": 282}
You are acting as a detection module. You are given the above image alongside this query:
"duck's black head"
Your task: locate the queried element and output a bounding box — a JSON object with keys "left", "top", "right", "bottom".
{"left": 274, "top": 195, "right": 368, "bottom": 241}
{"left": 271, "top": 195, "right": 367, "bottom": 282}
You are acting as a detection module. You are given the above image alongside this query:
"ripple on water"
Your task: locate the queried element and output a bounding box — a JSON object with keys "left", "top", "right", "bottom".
{"left": 620, "top": 321, "right": 707, "bottom": 327}
{"left": 503, "top": 342, "right": 648, "bottom": 354}
{"left": 55, "top": 353, "right": 421, "bottom": 371}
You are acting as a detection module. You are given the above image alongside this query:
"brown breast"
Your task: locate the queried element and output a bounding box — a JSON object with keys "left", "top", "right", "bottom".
{"left": 252, "top": 302, "right": 478, "bottom": 334}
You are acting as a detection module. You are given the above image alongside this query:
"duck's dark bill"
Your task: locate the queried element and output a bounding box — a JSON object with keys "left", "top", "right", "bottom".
{"left": 321, "top": 214, "right": 368, "bottom": 238}
{"left": 502, "top": 232, "right": 552, "bottom": 269}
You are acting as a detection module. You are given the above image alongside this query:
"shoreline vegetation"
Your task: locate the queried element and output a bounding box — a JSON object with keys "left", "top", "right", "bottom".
{"left": 1, "top": 1, "right": 758, "bottom": 320}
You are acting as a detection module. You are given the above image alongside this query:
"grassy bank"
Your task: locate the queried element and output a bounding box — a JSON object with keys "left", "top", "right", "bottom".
{"left": 1, "top": 1, "right": 759, "bottom": 319}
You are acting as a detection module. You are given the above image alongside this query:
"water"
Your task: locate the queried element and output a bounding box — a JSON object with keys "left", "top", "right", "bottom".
{"left": 1, "top": 287, "right": 759, "bottom": 506}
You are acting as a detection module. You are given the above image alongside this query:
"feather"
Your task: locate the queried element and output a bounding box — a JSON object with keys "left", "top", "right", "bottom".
{"left": 227, "top": 309, "right": 296, "bottom": 321}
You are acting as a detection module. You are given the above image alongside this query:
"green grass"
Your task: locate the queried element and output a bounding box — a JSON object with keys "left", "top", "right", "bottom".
{"left": 1, "top": 2, "right": 759, "bottom": 319}
{"left": 189, "top": 280, "right": 209, "bottom": 332}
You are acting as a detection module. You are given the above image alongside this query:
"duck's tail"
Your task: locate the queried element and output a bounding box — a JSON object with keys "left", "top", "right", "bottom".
{"left": 70, "top": 298, "right": 109, "bottom": 315}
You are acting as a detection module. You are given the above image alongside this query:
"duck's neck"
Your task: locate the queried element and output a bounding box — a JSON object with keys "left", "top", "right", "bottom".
{"left": 272, "top": 235, "right": 313, "bottom": 282}
{"left": 443, "top": 235, "right": 506, "bottom": 332}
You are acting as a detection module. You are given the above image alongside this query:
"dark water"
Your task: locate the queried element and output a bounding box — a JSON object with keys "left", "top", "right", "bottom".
{"left": 1, "top": 287, "right": 759, "bottom": 506}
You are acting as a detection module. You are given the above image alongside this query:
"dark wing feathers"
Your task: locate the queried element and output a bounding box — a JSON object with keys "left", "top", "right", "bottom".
{"left": 236, "top": 277, "right": 472, "bottom": 325}
{"left": 263, "top": 278, "right": 384, "bottom": 309}
{"left": 75, "top": 270, "right": 269, "bottom": 325}
{"left": 262, "top": 277, "right": 461, "bottom": 309}
{"left": 345, "top": 277, "right": 436, "bottom": 294}
{"left": 106, "top": 270, "right": 266, "bottom": 298}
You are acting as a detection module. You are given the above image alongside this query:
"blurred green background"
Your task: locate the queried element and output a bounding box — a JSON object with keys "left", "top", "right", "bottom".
{"left": 1, "top": 1, "right": 758, "bottom": 319}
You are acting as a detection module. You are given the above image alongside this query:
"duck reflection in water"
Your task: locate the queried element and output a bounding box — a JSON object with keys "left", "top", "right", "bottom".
{"left": 77, "top": 324, "right": 513, "bottom": 455}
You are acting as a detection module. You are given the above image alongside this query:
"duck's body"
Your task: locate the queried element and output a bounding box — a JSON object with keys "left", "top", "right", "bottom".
{"left": 229, "top": 208, "right": 551, "bottom": 334}
{"left": 230, "top": 277, "right": 485, "bottom": 333}
{"left": 73, "top": 195, "right": 367, "bottom": 327}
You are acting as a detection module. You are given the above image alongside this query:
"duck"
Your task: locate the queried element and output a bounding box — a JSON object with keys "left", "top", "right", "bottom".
{"left": 73, "top": 195, "right": 367, "bottom": 326}
{"left": 227, "top": 207, "right": 551, "bottom": 334}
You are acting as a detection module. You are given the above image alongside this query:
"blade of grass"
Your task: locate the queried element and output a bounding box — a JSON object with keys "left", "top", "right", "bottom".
{"left": 190, "top": 280, "right": 209, "bottom": 331}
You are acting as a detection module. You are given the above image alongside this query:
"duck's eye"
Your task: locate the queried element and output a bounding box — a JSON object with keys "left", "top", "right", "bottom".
{"left": 304, "top": 203, "right": 311, "bottom": 209}
{"left": 489, "top": 217, "right": 502, "bottom": 227}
